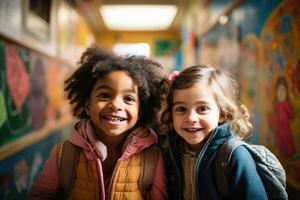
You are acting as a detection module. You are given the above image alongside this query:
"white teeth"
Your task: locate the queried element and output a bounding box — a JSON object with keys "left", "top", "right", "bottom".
{"left": 104, "top": 116, "right": 125, "bottom": 121}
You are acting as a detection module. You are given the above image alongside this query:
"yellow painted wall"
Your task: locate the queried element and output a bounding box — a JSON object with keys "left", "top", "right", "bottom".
{"left": 96, "top": 30, "right": 180, "bottom": 55}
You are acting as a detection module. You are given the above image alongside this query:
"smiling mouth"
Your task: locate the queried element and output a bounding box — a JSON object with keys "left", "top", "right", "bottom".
{"left": 183, "top": 128, "right": 203, "bottom": 132}
{"left": 102, "top": 115, "right": 127, "bottom": 122}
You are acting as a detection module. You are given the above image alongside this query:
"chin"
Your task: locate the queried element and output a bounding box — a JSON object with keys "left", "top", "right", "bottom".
{"left": 187, "top": 137, "right": 205, "bottom": 144}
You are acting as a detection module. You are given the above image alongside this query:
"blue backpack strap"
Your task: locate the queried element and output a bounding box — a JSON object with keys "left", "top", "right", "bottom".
{"left": 214, "top": 138, "right": 243, "bottom": 199}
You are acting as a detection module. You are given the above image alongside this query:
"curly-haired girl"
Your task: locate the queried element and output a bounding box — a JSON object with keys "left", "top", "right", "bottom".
{"left": 161, "top": 65, "right": 268, "bottom": 199}
{"left": 29, "top": 46, "right": 168, "bottom": 200}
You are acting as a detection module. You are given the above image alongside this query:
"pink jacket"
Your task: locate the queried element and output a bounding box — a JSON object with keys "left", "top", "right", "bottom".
{"left": 29, "top": 120, "right": 168, "bottom": 200}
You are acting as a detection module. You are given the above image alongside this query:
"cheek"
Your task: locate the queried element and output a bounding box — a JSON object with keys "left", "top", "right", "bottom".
{"left": 91, "top": 102, "right": 103, "bottom": 111}
{"left": 207, "top": 115, "right": 220, "bottom": 130}
{"left": 172, "top": 115, "right": 181, "bottom": 131}
{"left": 129, "top": 105, "right": 140, "bottom": 119}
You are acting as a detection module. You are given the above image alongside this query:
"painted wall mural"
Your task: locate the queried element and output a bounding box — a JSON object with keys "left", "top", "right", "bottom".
{"left": 188, "top": 0, "right": 300, "bottom": 191}
{"left": 259, "top": 0, "right": 300, "bottom": 189}
{"left": 0, "top": 1, "right": 95, "bottom": 199}
{"left": 239, "top": 33, "right": 262, "bottom": 143}
{"left": 225, "top": 0, "right": 300, "bottom": 190}
{"left": 0, "top": 126, "right": 72, "bottom": 200}
{"left": 0, "top": 42, "right": 32, "bottom": 146}
{"left": 0, "top": 40, "right": 74, "bottom": 199}
{"left": 0, "top": 42, "right": 72, "bottom": 147}
{"left": 29, "top": 54, "right": 47, "bottom": 130}
{"left": 46, "top": 61, "right": 70, "bottom": 123}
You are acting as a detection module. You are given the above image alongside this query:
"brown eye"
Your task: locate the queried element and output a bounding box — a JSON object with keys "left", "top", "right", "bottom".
{"left": 97, "top": 93, "right": 111, "bottom": 100}
{"left": 124, "top": 95, "right": 136, "bottom": 104}
{"left": 174, "top": 106, "right": 186, "bottom": 113}
{"left": 197, "top": 106, "right": 209, "bottom": 113}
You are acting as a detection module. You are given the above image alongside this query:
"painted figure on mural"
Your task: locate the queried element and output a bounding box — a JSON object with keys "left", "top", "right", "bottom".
{"left": 269, "top": 76, "right": 296, "bottom": 157}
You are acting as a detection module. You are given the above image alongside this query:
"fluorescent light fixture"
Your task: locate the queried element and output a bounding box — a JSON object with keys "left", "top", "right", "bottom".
{"left": 100, "top": 5, "right": 178, "bottom": 31}
{"left": 113, "top": 43, "right": 150, "bottom": 57}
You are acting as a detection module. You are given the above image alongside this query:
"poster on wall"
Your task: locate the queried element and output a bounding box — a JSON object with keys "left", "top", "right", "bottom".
{"left": 0, "top": 0, "right": 22, "bottom": 40}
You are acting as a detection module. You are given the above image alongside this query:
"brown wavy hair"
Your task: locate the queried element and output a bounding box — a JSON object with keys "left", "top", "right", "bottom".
{"left": 160, "top": 64, "right": 253, "bottom": 139}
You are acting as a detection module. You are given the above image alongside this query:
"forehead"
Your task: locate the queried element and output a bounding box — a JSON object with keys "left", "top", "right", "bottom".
{"left": 93, "top": 71, "right": 138, "bottom": 92}
{"left": 173, "top": 83, "right": 216, "bottom": 104}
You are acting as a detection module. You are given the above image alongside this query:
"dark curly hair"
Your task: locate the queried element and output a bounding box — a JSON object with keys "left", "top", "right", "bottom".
{"left": 64, "top": 45, "right": 163, "bottom": 126}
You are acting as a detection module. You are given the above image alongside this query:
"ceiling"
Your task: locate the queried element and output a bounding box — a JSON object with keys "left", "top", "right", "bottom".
{"left": 75, "top": 0, "right": 189, "bottom": 36}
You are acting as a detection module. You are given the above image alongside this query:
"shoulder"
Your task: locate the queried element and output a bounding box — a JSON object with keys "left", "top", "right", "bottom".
{"left": 228, "top": 145, "right": 261, "bottom": 182}
{"left": 230, "top": 145, "right": 256, "bottom": 168}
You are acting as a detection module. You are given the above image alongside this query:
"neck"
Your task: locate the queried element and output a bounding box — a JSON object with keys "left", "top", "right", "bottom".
{"left": 189, "top": 142, "right": 204, "bottom": 154}
{"left": 189, "top": 136, "right": 210, "bottom": 154}
{"left": 94, "top": 127, "right": 128, "bottom": 152}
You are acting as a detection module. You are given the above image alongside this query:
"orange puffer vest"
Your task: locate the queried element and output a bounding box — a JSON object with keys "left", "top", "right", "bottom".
{"left": 57, "top": 144, "right": 143, "bottom": 200}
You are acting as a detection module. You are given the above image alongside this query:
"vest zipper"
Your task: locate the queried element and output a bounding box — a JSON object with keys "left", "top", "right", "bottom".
{"left": 107, "top": 159, "right": 122, "bottom": 199}
{"left": 96, "top": 158, "right": 106, "bottom": 200}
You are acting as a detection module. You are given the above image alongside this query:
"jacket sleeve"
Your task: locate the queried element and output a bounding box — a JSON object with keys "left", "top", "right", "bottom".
{"left": 150, "top": 150, "right": 168, "bottom": 200}
{"left": 229, "top": 146, "right": 268, "bottom": 200}
{"left": 28, "top": 145, "right": 61, "bottom": 200}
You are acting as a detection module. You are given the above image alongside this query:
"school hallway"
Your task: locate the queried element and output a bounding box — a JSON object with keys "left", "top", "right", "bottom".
{"left": 0, "top": 0, "right": 299, "bottom": 199}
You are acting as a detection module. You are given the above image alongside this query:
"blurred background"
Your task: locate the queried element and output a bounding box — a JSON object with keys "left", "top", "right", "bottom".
{"left": 0, "top": 0, "right": 299, "bottom": 199}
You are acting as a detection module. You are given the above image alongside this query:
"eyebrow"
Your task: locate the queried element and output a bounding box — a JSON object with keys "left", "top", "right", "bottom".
{"left": 173, "top": 100, "right": 209, "bottom": 106}
{"left": 172, "top": 101, "right": 185, "bottom": 106}
{"left": 94, "top": 85, "right": 138, "bottom": 94}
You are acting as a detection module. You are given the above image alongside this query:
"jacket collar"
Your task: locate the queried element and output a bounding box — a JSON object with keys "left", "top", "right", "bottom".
{"left": 168, "top": 122, "right": 233, "bottom": 156}
{"left": 208, "top": 122, "right": 233, "bottom": 147}
{"left": 68, "top": 119, "right": 157, "bottom": 161}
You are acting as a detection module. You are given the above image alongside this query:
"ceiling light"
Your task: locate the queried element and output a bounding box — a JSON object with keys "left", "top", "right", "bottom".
{"left": 100, "top": 5, "right": 178, "bottom": 31}
{"left": 113, "top": 43, "right": 150, "bottom": 57}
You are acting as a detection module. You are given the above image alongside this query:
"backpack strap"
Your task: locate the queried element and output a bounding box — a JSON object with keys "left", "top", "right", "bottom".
{"left": 214, "top": 138, "right": 243, "bottom": 199}
{"left": 139, "top": 146, "right": 160, "bottom": 200}
{"left": 57, "top": 140, "right": 81, "bottom": 199}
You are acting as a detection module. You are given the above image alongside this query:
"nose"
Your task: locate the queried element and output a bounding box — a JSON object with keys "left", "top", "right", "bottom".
{"left": 186, "top": 110, "right": 199, "bottom": 123}
{"left": 108, "top": 97, "right": 123, "bottom": 111}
